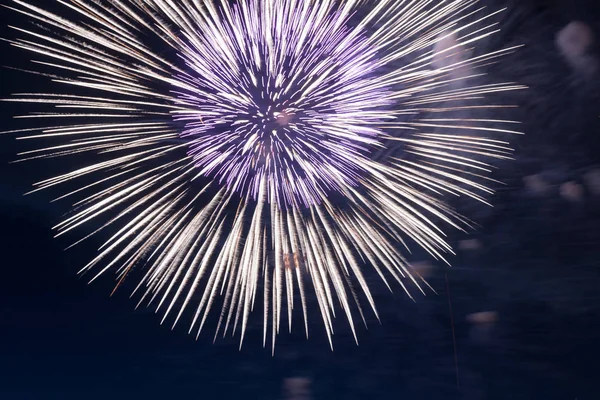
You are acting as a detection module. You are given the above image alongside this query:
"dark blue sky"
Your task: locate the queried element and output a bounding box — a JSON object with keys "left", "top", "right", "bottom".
{"left": 1, "top": 1, "right": 600, "bottom": 399}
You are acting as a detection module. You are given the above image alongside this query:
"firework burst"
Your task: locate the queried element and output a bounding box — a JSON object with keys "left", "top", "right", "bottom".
{"left": 4, "top": 0, "right": 523, "bottom": 350}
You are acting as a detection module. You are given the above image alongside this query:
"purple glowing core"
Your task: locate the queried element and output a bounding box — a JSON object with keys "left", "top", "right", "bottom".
{"left": 171, "top": 2, "right": 394, "bottom": 207}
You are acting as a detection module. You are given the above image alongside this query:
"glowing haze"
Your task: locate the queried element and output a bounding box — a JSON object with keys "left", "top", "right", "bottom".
{"left": 5, "top": 0, "right": 523, "bottom": 351}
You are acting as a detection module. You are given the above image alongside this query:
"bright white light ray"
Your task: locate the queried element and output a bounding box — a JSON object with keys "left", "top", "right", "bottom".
{"left": 4, "top": 0, "right": 523, "bottom": 351}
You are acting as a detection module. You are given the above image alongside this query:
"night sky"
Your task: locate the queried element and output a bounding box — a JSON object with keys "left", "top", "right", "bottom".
{"left": 1, "top": 1, "right": 600, "bottom": 399}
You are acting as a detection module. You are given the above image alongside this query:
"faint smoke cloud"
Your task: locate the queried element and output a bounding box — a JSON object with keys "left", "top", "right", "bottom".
{"left": 556, "top": 21, "right": 598, "bottom": 77}
{"left": 282, "top": 377, "right": 312, "bottom": 400}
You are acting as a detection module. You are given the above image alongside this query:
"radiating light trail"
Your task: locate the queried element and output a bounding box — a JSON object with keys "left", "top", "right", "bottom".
{"left": 4, "top": 0, "right": 523, "bottom": 351}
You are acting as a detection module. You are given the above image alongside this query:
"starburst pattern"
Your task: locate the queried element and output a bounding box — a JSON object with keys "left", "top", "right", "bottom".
{"left": 4, "top": 0, "right": 523, "bottom": 350}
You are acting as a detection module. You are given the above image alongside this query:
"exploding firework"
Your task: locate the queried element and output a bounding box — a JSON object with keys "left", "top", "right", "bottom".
{"left": 4, "top": 0, "right": 523, "bottom": 350}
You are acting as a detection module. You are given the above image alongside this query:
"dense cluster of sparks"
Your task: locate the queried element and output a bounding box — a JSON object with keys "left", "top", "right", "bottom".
{"left": 4, "top": 0, "right": 523, "bottom": 350}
